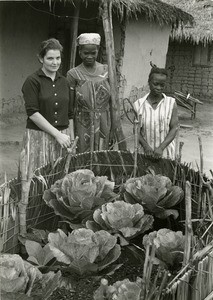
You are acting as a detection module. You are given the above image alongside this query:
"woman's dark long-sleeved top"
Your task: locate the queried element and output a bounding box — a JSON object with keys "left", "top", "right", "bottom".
{"left": 22, "top": 69, "right": 74, "bottom": 131}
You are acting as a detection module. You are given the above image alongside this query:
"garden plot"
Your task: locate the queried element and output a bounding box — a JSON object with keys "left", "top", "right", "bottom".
{"left": 1, "top": 151, "right": 213, "bottom": 300}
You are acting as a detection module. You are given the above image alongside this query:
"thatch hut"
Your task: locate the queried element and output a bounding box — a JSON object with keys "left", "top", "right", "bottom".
{"left": 164, "top": 0, "right": 213, "bottom": 101}
{"left": 0, "top": 0, "right": 193, "bottom": 116}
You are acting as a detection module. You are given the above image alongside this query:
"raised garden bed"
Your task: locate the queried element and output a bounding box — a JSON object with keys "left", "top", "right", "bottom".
{"left": 1, "top": 151, "right": 213, "bottom": 300}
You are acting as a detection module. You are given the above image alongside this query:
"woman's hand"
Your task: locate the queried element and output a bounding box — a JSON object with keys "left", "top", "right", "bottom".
{"left": 154, "top": 146, "right": 163, "bottom": 158}
{"left": 143, "top": 145, "right": 154, "bottom": 157}
{"left": 55, "top": 132, "right": 71, "bottom": 148}
{"left": 29, "top": 113, "right": 72, "bottom": 148}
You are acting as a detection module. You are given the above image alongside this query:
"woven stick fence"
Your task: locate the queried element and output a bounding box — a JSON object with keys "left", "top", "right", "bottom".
{"left": 0, "top": 150, "right": 213, "bottom": 300}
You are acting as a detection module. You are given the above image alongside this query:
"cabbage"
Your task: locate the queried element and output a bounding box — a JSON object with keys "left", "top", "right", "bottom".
{"left": 143, "top": 229, "right": 185, "bottom": 268}
{"left": 0, "top": 254, "right": 61, "bottom": 299}
{"left": 94, "top": 278, "right": 142, "bottom": 300}
{"left": 124, "top": 174, "right": 184, "bottom": 219}
{"left": 0, "top": 254, "right": 42, "bottom": 295}
{"left": 43, "top": 169, "right": 116, "bottom": 228}
{"left": 48, "top": 228, "right": 121, "bottom": 275}
{"left": 86, "top": 201, "right": 154, "bottom": 245}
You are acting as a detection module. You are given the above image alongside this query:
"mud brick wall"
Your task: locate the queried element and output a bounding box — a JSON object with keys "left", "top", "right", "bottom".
{"left": 0, "top": 96, "right": 25, "bottom": 116}
{"left": 166, "top": 40, "right": 213, "bottom": 101}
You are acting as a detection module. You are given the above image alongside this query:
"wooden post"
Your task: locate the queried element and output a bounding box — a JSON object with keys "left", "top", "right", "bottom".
{"left": 69, "top": 0, "right": 81, "bottom": 69}
{"left": 18, "top": 148, "right": 33, "bottom": 236}
{"left": 101, "top": 0, "right": 127, "bottom": 150}
{"left": 197, "top": 135, "right": 203, "bottom": 218}
{"left": 133, "top": 118, "right": 139, "bottom": 177}
{"left": 183, "top": 181, "right": 193, "bottom": 265}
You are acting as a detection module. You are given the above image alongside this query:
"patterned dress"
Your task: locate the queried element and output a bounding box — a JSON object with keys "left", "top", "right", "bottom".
{"left": 67, "top": 62, "right": 111, "bottom": 153}
{"left": 134, "top": 93, "right": 177, "bottom": 159}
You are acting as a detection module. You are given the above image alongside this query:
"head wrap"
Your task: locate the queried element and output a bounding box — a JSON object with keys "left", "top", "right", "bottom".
{"left": 77, "top": 33, "right": 101, "bottom": 46}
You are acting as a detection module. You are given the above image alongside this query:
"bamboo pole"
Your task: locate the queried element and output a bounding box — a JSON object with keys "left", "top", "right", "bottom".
{"left": 101, "top": 0, "right": 127, "bottom": 150}
{"left": 69, "top": 0, "right": 81, "bottom": 69}
{"left": 183, "top": 181, "right": 193, "bottom": 265}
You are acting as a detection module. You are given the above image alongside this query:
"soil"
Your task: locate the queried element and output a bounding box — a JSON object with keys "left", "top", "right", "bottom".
{"left": 50, "top": 257, "right": 145, "bottom": 300}
{"left": 0, "top": 102, "right": 213, "bottom": 184}
{"left": 49, "top": 247, "right": 155, "bottom": 300}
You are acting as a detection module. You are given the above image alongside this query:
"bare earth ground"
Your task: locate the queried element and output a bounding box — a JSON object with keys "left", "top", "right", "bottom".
{"left": 0, "top": 102, "right": 213, "bottom": 184}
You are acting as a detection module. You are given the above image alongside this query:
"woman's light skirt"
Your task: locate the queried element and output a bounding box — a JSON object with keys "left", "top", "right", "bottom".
{"left": 19, "top": 128, "right": 71, "bottom": 179}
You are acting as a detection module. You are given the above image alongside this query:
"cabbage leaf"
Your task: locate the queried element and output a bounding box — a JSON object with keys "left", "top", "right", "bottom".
{"left": 0, "top": 254, "right": 61, "bottom": 299}
{"left": 43, "top": 169, "right": 116, "bottom": 228}
{"left": 143, "top": 228, "right": 185, "bottom": 268}
{"left": 48, "top": 228, "right": 121, "bottom": 276}
{"left": 124, "top": 174, "right": 184, "bottom": 219}
{"left": 94, "top": 278, "right": 142, "bottom": 300}
{"left": 86, "top": 201, "right": 154, "bottom": 245}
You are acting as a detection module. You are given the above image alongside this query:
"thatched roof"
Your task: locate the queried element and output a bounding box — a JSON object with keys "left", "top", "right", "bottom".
{"left": 34, "top": 0, "right": 193, "bottom": 26}
{"left": 162, "top": 0, "right": 213, "bottom": 44}
{"left": 110, "top": 0, "right": 193, "bottom": 26}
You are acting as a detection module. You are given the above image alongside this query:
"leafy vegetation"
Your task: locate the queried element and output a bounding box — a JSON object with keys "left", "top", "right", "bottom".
{"left": 123, "top": 174, "right": 184, "bottom": 219}
{"left": 143, "top": 228, "right": 185, "bottom": 269}
{"left": 94, "top": 278, "right": 142, "bottom": 300}
{"left": 48, "top": 228, "right": 121, "bottom": 276}
{"left": 86, "top": 200, "right": 154, "bottom": 245}
{"left": 43, "top": 169, "right": 116, "bottom": 228}
{"left": 0, "top": 253, "right": 61, "bottom": 299}
{"left": 4, "top": 169, "right": 192, "bottom": 299}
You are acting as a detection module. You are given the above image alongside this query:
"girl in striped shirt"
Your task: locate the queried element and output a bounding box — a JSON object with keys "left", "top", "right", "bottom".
{"left": 134, "top": 67, "right": 179, "bottom": 160}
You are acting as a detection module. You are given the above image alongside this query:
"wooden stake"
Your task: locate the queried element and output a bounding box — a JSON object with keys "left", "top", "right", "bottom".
{"left": 183, "top": 181, "right": 193, "bottom": 265}
{"left": 18, "top": 148, "right": 33, "bottom": 236}
{"left": 101, "top": 0, "right": 127, "bottom": 150}
{"left": 198, "top": 135, "right": 204, "bottom": 176}
{"left": 64, "top": 136, "right": 79, "bottom": 175}
{"left": 178, "top": 141, "right": 184, "bottom": 163}
{"left": 69, "top": 0, "right": 81, "bottom": 69}
{"left": 204, "top": 291, "right": 213, "bottom": 300}
{"left": 133, "top": 118, "right": 139, "bottom": 177}
{"left": 90, "top": 83, "right": 96, "bottom": 170}
{"left": 197, "top": 135, "right": 203, "bottom": 218}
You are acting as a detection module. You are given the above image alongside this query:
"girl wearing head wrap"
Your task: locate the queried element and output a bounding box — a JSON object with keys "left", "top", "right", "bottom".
{"left": 134, "top": 65, "right": 179, "bottom": 160}
{"left": 67, "top": 33, "right": 113, "bottom": 153}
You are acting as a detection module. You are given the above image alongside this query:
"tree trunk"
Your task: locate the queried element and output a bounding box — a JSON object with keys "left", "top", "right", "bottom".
{"left": 69, "top": 0, "right": 81, "bottom": 69}
{"left": 101, "top": 0, "right": 127, "bottom": 150}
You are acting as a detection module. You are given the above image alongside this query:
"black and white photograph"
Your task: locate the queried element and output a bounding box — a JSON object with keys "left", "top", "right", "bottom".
{"left": 0, "top": 1, "right": 213, "bottom": 299}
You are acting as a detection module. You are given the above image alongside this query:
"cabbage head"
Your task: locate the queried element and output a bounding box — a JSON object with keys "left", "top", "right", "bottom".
{"left": 43, "top": 169, "right": 116, "bottom": 228}
{"left": 0, "top": 253, "right": 61, "bottom": 299}
{"left": 94, "top": 278, "right": 142, "bottom": 300}
{"left": 124, "top": 174, "right": 184, "bottom": 219}
{"left": 86, "top": 201, "right": 154, "bottom": 244}
{"left": 143, "top": 228, "right": 185, "bottom": 268}
{"left": 48, "top": 228, "right": 121, "bottom": 275}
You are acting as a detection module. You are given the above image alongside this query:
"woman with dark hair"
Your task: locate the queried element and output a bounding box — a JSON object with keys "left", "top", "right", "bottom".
{"left": 20, "top": 38, "right": 74, "bottom": 173}
{"left": 134, "top": 66, "right": 178, "bottom": 160}
{"left": 67, "top": 33, "right": 113, "bottom": 153}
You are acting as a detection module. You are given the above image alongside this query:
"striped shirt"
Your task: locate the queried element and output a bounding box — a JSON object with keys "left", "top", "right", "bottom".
{"left": 134, "top": 93, "right": 176, "bottom": 159}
